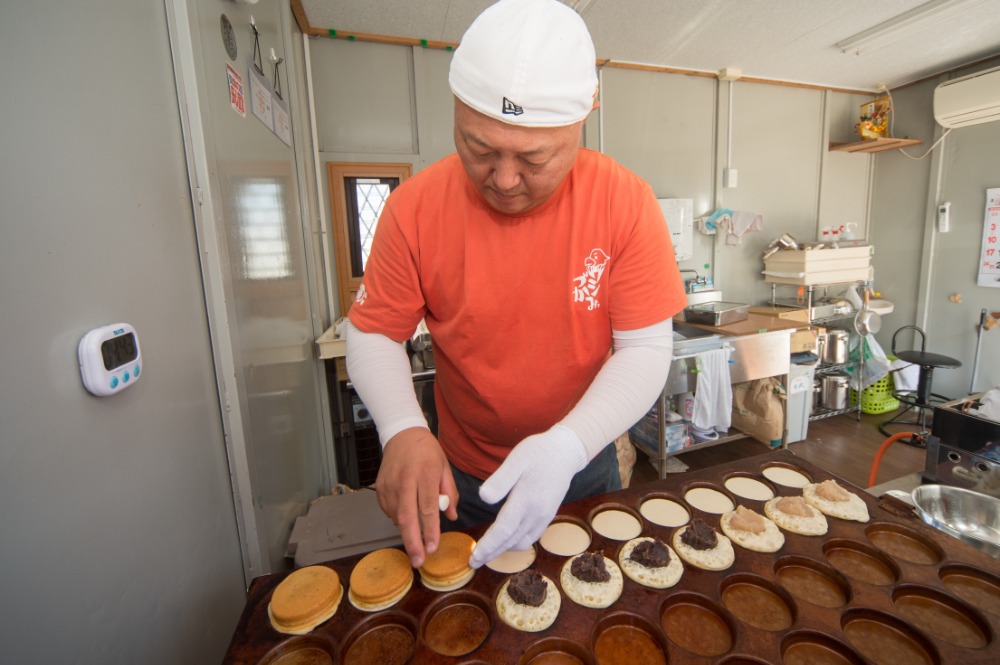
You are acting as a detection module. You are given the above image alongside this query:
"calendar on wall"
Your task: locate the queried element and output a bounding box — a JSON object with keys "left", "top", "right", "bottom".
{"left": 978, "top": 188, "right": 1000, "bottom": 288}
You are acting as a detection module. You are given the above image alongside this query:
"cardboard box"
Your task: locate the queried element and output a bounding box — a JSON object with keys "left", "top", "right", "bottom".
{"left": 629, "top": 416, "right": 690, "bottom": 459}
{"left": 287, "top": 491, "right": 402, "bottom": 567}
{"left": 790, "top": 328, "right": 818, "bottom": 354}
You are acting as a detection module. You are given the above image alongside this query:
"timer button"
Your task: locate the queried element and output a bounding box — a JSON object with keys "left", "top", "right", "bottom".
{"left": 134, "top": 364, "right": 140, "bottom": 377}
{"left": 122, "top": 371, "right": 130, "bottom": 383}
{"left": 110, "top": 377, "right": 119, "bottom": 389}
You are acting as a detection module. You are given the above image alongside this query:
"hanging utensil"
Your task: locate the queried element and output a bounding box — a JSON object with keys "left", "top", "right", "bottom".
{"left": 854, "top": 286, "right": 881, "bottom": 336}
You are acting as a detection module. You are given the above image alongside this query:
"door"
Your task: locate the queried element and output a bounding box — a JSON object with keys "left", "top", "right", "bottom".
{"left": 170, "top": 0, "right": 332, "bottom": 579}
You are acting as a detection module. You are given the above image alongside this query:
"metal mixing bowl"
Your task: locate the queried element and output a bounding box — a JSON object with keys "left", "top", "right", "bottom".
{"left": 911, "top": 484, "right": 1000, "bottom": 559}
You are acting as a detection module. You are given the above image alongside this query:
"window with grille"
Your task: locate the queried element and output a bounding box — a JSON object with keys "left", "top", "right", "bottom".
{"left": 328, "top": 163, "right": 411, "bottom": 314}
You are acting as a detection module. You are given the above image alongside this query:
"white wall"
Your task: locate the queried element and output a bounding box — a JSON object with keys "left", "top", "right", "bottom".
{"left": 870, "top": 58, "right": 1000, "bottom": 396}
{"left": 0, "top": 0, "right": 246, "bottom": 662}
{"left": 308, "top": 40, "right": 875, "bottom": 318}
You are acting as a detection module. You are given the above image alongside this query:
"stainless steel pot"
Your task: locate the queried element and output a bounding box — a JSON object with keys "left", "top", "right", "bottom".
{"left": 824, "top": 329, "right": 849, "bottom": 365}
{"left": 821, "top": 373, "right": 850, "bottom": 410}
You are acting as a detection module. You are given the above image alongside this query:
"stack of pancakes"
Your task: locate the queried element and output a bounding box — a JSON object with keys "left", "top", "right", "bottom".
{"left": 348, "top": 548, "right": 414, "bottom": 612}
{"left": 419, "top": 532, "right": 476, "bottom": 591}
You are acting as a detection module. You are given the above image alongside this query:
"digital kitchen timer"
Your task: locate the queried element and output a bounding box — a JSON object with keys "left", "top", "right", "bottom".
{"left": 78, "top": 323, "right": 142, "bottom": 396}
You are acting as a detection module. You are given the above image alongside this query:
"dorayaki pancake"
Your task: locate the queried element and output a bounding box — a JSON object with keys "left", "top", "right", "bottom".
{"left": 496, "top": 571, "right": 561, "bottom": 632}
{"left": 486, "top": 546, "right": 536, "bottom": 574}
{"left": 618, "top": 537, "right": 684, "bottom": 589}
{"left": 559, "top": 552, "right": 624, "bottom": 609}
{"left": 539, "top": 521, "right": 591, "bottom": 557}
{"left": 268, "top": 565, "right": 343, "bottom": 635}
{"left": 419, "top": 532, "right": 476, "bottom": 591}
{"left": 720, "top": 505, "right": 785, "bottom": 553}
{"left": 348, "top": 548, "right": 414, "bottom": 612}
{"left": 591, "top": 509, "right": 642, "bottom": 541}
{"left": 764, "top": 495, "right": 828, "bottom": 536}
{"left": 803, "top": 479, "right": 870, "bottom": 523}
{"left": 672, "top": 522, "right": 735, "bottom": 571}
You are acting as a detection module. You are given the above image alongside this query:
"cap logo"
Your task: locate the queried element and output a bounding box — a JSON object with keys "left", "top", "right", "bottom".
{"left": 502, "top": 97, "right": 524, "bottom": 116}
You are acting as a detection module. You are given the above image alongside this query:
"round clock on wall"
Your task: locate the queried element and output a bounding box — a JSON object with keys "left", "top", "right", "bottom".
{"left": 221, "top": 14, "right": 238, "bottom": 61}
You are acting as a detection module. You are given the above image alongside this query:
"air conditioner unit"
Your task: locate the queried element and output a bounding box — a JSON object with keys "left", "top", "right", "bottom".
{"left": 934, "top": 65, "right": 1000, "bottom": 128}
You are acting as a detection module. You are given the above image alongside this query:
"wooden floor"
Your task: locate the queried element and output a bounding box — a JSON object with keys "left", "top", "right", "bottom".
{"left": 630, "top": 411, "right": 927, "bottom": 491}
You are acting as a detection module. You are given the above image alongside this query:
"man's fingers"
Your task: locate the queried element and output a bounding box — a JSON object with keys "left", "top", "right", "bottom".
{"left": 470, "top": 519, "right": 516, "bottom": 569}
{"left": 419, "top": 487, "right": 442, "bottom": 558}
{"left": 478, "top": 453, "right": 524, "bottom": 505}
{"left": 396, "top": 502, "right": 426, "bottom": 569}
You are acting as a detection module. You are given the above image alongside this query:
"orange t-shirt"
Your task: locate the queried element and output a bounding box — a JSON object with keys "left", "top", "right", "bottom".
{"left": 348, "top": 149, "right": 687, "bottom": 479}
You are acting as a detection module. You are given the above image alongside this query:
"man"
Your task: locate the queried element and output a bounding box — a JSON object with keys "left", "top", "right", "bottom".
{"left": 345, "top": 0, "right": 686, "bottom": 570}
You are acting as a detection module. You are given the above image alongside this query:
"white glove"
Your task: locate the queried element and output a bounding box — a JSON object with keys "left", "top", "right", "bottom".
{"left": 469, "top": 425, "right": 588, "bottom": 569}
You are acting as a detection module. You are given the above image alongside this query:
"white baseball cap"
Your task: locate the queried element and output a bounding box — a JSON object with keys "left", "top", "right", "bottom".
{"left": 449, "top": 0, "right": 598, "bottom": 127}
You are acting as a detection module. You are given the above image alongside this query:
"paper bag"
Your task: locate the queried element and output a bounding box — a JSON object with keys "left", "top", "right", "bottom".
{"left": 731, "top": 377, "right": 786, "bottom": 446}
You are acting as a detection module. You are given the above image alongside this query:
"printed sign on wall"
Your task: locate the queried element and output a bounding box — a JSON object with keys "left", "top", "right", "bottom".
{"left": 978, "top": 188, "right": 1000, "bottom": 288}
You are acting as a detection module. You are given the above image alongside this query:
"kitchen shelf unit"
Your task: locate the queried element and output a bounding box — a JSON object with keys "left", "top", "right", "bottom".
{"left": 829, "top": 138, "right": 923, "bottom": 154}
{"left": 768, "top": 281, "right": 864, "bottom": 422}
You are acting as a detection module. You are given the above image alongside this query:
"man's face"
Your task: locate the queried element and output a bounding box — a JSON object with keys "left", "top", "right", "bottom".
{"left": 454, "top": 99, "right": 584, "bottom": 215}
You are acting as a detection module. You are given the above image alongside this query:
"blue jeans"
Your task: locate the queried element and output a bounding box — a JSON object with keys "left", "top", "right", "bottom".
{"left": 441, "top": 442, "right": 621, "bottom": 531}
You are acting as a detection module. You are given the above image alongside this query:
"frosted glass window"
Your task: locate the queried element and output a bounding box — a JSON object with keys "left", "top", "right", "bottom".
{"left": 238, "top": 179, "right": 292, "bottom": 280}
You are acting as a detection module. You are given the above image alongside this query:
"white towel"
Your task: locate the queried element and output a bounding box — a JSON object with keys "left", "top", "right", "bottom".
{"left": 725, "top": 211, "right": 765, "bottom": 245}
{"left": 692, "top": 348, "right": 733, "bottom": 431}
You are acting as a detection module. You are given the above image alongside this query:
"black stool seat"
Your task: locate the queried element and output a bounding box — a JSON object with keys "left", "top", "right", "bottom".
{"left": 879, "top": 325, "right": 962, "bottom": 447}
{"left": 894, "top": 350, "right": 961, "bottom": 369}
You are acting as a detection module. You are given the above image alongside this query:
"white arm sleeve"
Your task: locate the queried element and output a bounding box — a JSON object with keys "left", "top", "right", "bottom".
{"left": 344, "top": 320, "right": 428, "bottom": 446}
{"left": 558, "top": 318, "right": 674, "bottom": 459}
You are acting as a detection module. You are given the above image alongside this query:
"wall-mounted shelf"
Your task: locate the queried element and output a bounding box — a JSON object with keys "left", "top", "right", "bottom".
{"left": 829, "top": 138, "right": 923, "bottom": 154}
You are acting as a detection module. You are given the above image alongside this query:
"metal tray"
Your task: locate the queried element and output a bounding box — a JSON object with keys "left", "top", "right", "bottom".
{"left": 683, "top": 301, "right": 749, "bottom": 326}
{"left": 222, "top": 450, "right": 1000, "bottom": 664}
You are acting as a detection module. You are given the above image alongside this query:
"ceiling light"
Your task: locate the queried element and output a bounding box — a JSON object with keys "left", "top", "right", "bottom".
{"left": 836, "top": 0, "right": 986, "bottom": 55}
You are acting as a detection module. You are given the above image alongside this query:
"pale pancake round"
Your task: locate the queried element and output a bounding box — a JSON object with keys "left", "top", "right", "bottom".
{"left": 724, "top": 476, "right": 775, "bottom": 502}
{"left": 803, "top": 482, "right": 870, "bottom": 523}
{"left": 348, "top": 548, "right": 414, "bottom": 612}
{"left": 486, "top": 546, "right": 536, "bottom": 574}
{"left": 684, "top": 487, "right": 735, "bottom": 514}
{"left": 720, "top": 508, "right": 785, "bottom": 553}
{"left": 268, "top": 566, "right": 343, "bottom": 635}
{"left": 496, "top": 574, "right": 561, "bottom": 633}
{"left": 618, "top": 537, "right": 684, "bottom": 589}
{"left": 672, "top": 525, "right": 735, "bottom": 571}
{"left": 591, "top": 509, "right": 642, "bottom": 541}
{"left": 762, "top": 466, "right": 811, "bottom": 488}
{"left": 559, "top": 554, "right": 624, "bottom": 608}
{"left": 639, "top": 498, "right": 690, "bottom": 527}
{"left": 539, "top": 521, "right": 591, "bottom": 557}
{"left": 764, "top": 496, "right": 829, "bottom": 536}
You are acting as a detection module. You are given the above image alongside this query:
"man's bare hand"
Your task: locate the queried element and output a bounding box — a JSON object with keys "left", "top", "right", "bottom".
{"left": 374, "top": 427, "right": 458, "bottom": 568}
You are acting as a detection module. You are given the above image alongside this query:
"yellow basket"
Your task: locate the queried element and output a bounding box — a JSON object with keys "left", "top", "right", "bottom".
{"left": 850, "top": 375, "right": 899, "bottom": 415}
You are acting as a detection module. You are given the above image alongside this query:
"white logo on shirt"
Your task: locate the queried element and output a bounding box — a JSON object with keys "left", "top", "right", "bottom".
{"left": 572, "top": 248, "right": 610, "bottom": 311}
{"left": 354, "top": 283, "right": 368, "bottom": 306}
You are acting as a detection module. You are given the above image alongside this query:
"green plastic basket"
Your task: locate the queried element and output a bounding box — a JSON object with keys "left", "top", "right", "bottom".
{"left": 850, "top": 375, "right": 899, "bottom": 415}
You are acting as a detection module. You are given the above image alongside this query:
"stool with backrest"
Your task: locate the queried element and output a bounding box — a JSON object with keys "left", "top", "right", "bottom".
{"left": 879, "top": 325, "right": 961, "bottom": 446}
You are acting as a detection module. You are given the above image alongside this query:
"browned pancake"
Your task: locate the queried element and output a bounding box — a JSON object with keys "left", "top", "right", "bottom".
{"left": 419, "top": 532, "right": 476, "bottom": 591}
{"left": 268, "top": 565, "right": 343, "bottom": 634}
{"left": 348, "top": 548, "right": 414, "bottom": 611}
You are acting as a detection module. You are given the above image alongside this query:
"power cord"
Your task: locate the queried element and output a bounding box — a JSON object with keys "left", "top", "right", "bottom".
{"left": 882, "top": 85, "right": 952, "bottom": 160}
